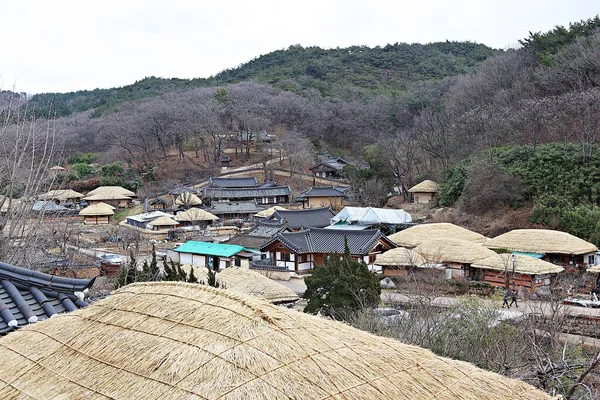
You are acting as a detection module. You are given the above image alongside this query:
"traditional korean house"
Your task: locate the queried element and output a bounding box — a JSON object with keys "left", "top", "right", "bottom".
{"left": 174, "top": 192, "right": 202, "bottom": 209}
{"left": 174, "top": 241, "right": 256, "bottom": 270}
{"left": 485, "top": 229, "right": 598, "bottom": 267}
{"left": 260, "top": 228, "right": 396, "bottom": 274}
{"left": 126, "top": 211, "right": 173, "bottom": 229}
{"left": 148, "top": 216, "right": 180, "bottom": 231}
{"left": 79, "top": 202, "right": 115, "bottom": 225}
{"left": 209, "top": 176, "right": 257, "bottom": 188}
{"left": 84, "top": 186, "right": 135, "bottom": 208}
{"left": 203, "top": 185, "right": 292, "bottom": 205}
{"left": 175, "top": 208, "right": 219, "bottom": 228}
{"left": 38, "top": 189, "right": 84, "bottom": 206}
{"left": 309, "top": 157, "right": 350, "bottom": 179}
{"left": 0, "top": 261, "right": 94, "bottom": 334}
{"left": 205, "top": 200, "right": 266, "bottom": 221}
{"left": 408, "top": 180, "right": 439, "bottom": 204}
{"left": 375, "top": 247, "right": 426, "bottom": 278}
{"left": 219, "top": 155, "right": 231, "bottom": 168}
{"left": 388, "top": 222, "right": 487, "bottom": 248}
{"left": 228, "top": 221, "right": 287, "bottom": 252}
{"left": 148, "top": 196, "right": 170, "bottom": 211}
{"left": 470, "top": 254, "right": 564, "bottom": 291}
{"left": 266, "top": 207, "right": 335, "bottom": 230}
{"left": 296, "top": 186, "right": 348, "bottom": 210}
{"left": 253, "top": 206, "right": 286, "bottom": 219}
{"left": 31, "top": 201, "right": 70, "bottom": 215}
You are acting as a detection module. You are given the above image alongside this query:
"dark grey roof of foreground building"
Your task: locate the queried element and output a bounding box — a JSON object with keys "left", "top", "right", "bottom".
{"left": 261, "top": 228, "right": 396, "bottom": 255}
{"left": 271, "top": 207, "right": 335, "bottom": 229}
{"left": 205, "top": 186, "right": 292, "bottom": 199}
{"left": 0, "top": 261, "right": 94, "bottom": 334}
{"left": 209, "top": 177, "right": 258, "bottom": 188}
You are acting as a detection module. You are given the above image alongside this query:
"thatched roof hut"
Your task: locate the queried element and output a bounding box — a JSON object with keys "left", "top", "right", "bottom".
{"left": 0, "top": 282, "right": 549, "bottom": 399}
{"left": 254, "top": 205, "right": 286, "bottom": 218}
{"left": 183, "top": 265, "right": 299, "bottom": 303}
{"left": 78, "top": 202, "right": 114, "bottom": 216}
{"left": 38, "top": 189, "right": 84, "bottom": 201}
{"left": 485, "top": 229, "right": 597, "bottom": 256}
{"left": 472, "top": 254, "right": 564, "bottom": 275}
{"left": 175, "top": 207, "right": 219, "bottom": 222}
{"left": 388, "top": 223, "right": 487, "bottom": 248}
{"left": 408, "top": 179, "right": 439, "bottom": 193}
{"left": 415, "top": 238, "right": 499, "bottom": 265}
{"left": 174, "top": 192, "right": 202, "bottom": 207}
{"left": 148, "top": 216, "right": 179, "bottom": 228}
{"left": 375, "top": 247, "right": 426, "bottom": 267}
{"left": 86, "top": 186, "right": 136, "bottom": 197}
{"left": 83, "top": 192, "right": 132, "bottom": 201}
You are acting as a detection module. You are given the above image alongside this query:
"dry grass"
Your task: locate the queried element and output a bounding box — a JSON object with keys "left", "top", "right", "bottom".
{"left": 175, "top": 208, "right": 218, "bottom": 222}
{"left": 86, "top": 186, "right": 136, "bottom": 197}
{"left": 78, "top": 202, "right": 115, "bottom": 216}
{"left": 485, "top": 229, "right": 597, "bottom": 256}
{"left": 0, "top": 282, "right": 550, "bottom": 399}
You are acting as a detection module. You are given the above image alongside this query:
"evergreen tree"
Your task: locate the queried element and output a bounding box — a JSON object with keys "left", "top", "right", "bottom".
{"left": 188, "top": 267, "right": 198, "bottom": 283}
{"left": 163, "top": 257, "right": 173, "bottom": 280}
{"left": 206, "top": 268, "right": 220, "bottom": 288}
{"left": 304, "top": 238, "right": 381, "bottom": 320}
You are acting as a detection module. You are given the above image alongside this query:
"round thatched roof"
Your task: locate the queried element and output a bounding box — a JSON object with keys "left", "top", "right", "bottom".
{"left": 87, "top": 186, "right": 136, "bottom": 197}
{"left": 0, "top": 282, "right": 549, "bottom": 399}
{"left": 174, "top": 192, "right": 202, "bottom": 206}
{"left": 254, "top": 205, "right": 286, "bottom": 218}
{"left": 78, "top": 202, "right": 115, "bottom": 216}
{"left": 485, "top": 229, "right": 598, "bottom": 256}
{"left": 388, "top": 223, "right": 487, "bottom": 248}
{"left": 415, "top": 238, "right": 499, "bottom": 265}
{"left": 472, "top": 254, "right": 564, "bottom": 275}
{"left": 148, "top": 216, "right": 179, "bottom": 226}
{"left": 83, "top": 193, "right": 132, "bottom": 201}
{"left": 38, "top": 189, "right": 84, "bottom": 200}
{"left": 408, "top": 179, "right": 439, "bottom": 193}
{"left": 175, "top": 207, "right": 219, "bottom": 222}
{"left": 375, "top": 247, "right": 426, "bottom": 267}
{"left": 183, "top": 265, "right": 299, "bottom": 303}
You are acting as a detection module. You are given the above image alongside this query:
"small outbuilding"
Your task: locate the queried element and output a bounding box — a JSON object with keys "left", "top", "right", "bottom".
{"left": 175, "top": 241, "right": 256, "bottom": 270}
{"left": 408, "top": 180, "right": 439, "bottom": 204}
{"left": 78, "top": 202, "right": 115, "bottom": 225}
{"left": 148, "top": 216, "right": 180, "bottom": 231}
{"left": 175, "top": 208, "right": 219, "bottom": 227}
{"left": 375, "top": 248, "right": 426, "bottom": 277}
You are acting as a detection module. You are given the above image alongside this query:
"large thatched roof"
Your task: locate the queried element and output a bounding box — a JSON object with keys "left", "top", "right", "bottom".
{"left": 0, "top": 282, "right": 549, "bottom": 399}
{"left": 388, "top": 223, "right": 487, "bottom": 248}
{"left": 38, "top": 189, "right": 84, "bottom": 200}
{"left": 375, "top": 247, "right": 426, "bottom": 267}
{"left": 175, "top": 207, "right": 219, "bottom": 222}
{"left": 485, "top": 229, "right": 598, "bottom": 256}
{"left": 415, "top": 238, "right": 499, "bottom": 265}
{"left": 174, "top": 192, "right": 202, "bottom": 206}
{"left": 148, "top": 216, "right": 179, "bottom": 227}
{"left": 86, "top": 186, "right": 136, "bottom": 197}
{"left": 183, "top": 265, "right": 299, "bottom": 303}
{"left": 78, "top": 202, "right": 115, "bottom": 216}
{"left": 472, "top": 254, "right": 564, "bottom": 275}
{"left": 254, "top": 205, "right": 286, "bottom": 218}
{"left": 408, "top": 179, "right": 439, "bottom": 193}
{"left": 83, "top": 192, "right": 132, "bottom": 201}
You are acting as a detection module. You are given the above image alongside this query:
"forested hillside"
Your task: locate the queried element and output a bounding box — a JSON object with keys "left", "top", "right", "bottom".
{"left": 25, "top": 41, "right": 495, "bottom": 117}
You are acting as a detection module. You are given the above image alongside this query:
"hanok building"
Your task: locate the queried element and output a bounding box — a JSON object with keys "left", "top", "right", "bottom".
{"left": 408, "top": 180, "right": 439, "bottom": 204}
{"left": 174, "top": 192, "right": 202, "bottom": 209}
{"left": 203, "top": 185, "right": 292, "bottom": 206}
{"left": 148, "top": 216, "right": 180, "bottom": 231}
{"left": 126, "top": 211, "right": 173, "bottom": 230}
{"left": 148, "top": 196, "right": 170, "bottom": 211}
{"left": 228, "top": 221, "right": 287, "bottom": 252}
{"left": 375, "top": 248, "right": 426, "bottom": 278}
{"left": 261, "top": 228, "right": 396, "bottom": 274}
{"left": 204, "top": 200, "right": 266, "bottom": 221}
{"left": 175, "top": 208, "right": 219, "bottom": 228}
{"left": 209, "top": 176, "right": 258, "bottom": 188}
{"left": 79, "top": 202, "right": 115, "bottom": 225}
{"left": 388, "top": 222, "right": 487, "bottom": 249}
{"left": 296, "top": 186, "right": 348, "bottom": 210}
{"left": 309, "top": 157, "right": 350, "bottom": 179}
{"left": 84, "top": 186, "right": 135, "bottom": 208}
{"left": 485, "top": 229, "right": 598, "bottom": 268}
{"left": 38, "top": 189, "right": 84, "bottom": 206}
{"left": 266, "top": 207, "right": 335, "bottom": 230}
{"left": 0, "top": 261, "right": 94, "bottom": 334}
{"left": 175, "top": 241, "right": 257, "bottom": 270}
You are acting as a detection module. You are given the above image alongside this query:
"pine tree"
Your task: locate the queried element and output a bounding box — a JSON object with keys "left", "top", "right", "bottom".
{"left": 206, "top": 268, "right": 220, "bottom": 288}
{"left": 188, "top": 267, "right": 198, "bottom": 283}
{"left": 163, "top": 257, "right": 172, "bottom": 280}
{"left": 147, "top": 246, "right": 160, "bottom": 281}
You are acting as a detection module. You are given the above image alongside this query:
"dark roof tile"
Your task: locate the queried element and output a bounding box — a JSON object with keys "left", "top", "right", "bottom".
{"left": 271, "top": 207, "right": 335, "bottom": 229}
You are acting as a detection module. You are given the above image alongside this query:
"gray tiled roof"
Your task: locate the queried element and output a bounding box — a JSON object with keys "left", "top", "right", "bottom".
{"left": 300, "top": 187, "right": 348, "bottom": 198}
{"left": 249, "top": 221, "right": 287, "bottom": 237}
{"left": 261, "top": 228, "right": 396, "bottom": 255}
{"left": 209, "top": 177, "right": 257, "bottom": 188}
{"left": 0, "top": 261, "right": 94, "bottom": 334}
{"left": 205, "top": 185, "right": 292, "bottom": 199}
{"left": 227, "top": 235, "right": 270, "bottom": 250}
{"left": 206, "top": 201, "right": 265, "bottom": 215}
{"left": 31, "top": 201, "right": 69, "bottom": 212}
{"left": 271, "top": 207, "right": 335, "bottom": 229}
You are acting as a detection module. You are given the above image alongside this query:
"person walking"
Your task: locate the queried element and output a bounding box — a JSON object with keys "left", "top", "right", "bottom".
{"left": 509, "top": 290, "right": 518, "bottom": 308}
{"left": 502, "top": 290, "right": 510, "bottom": 308}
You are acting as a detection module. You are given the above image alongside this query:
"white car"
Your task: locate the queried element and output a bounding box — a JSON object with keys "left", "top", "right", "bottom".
{"left": 99, "top": 254, "right": 124, "bottom": 265}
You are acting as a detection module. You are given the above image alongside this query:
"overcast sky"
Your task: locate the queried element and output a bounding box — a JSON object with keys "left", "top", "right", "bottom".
{"left": 2, "top": 0, "right": 598, "bottom": 94}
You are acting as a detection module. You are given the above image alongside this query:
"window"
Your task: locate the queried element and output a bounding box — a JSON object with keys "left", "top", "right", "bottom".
{"left": 234, "top": 258, "right": 241, "bottom": 267}
{"left": 280, "top": 252, "right": 291, "bottom": 261}
{"left": 588, "top": 255, "right": 595, "bottom": 265}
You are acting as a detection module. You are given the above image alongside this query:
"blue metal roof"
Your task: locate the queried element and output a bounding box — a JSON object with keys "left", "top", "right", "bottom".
{"left": 174, "top": 241, "right": 245, "bottom": 257}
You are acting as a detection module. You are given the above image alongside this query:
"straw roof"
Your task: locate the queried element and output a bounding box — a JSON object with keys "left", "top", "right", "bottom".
{"left": 388, "top": 223, "right": 487, "bottom": 248}
{"left": 485, "top": 229, "right": 598, "bottom": 256}
{"left": 0, "top": 282, "right": 549, "bottom": 399}
{"left": 375, "top": 247, "right": 426, "bottom": 267}
{"left": 148, "top": 216, "right": 179, "bottom": 227}
{"left": 175, "top": 207, "right": 219, "bottom": 222}
{"left": 254, "top": 205, "right": 286, "bottom": 218}
{"left": 78, "top": 202, "right": 115, "bottom": 216}
{"left": 408, "top": 179, "right": 439, "bottom": 193}
{"left": 38, "top": 189, "right": 84, "bottom": 200}
{"left": 174, "top": 192, "right": 202, "bottom": 206}
{"left": 48, "top": 165, "right": 65, "bottom": 171}
{"left": 587, "top": 265, "right": 600, "bottom": 273}
{"left": 83, "top": 192, "right": 132, "bottom": 201}
{"left": 415, "top": 238, "right": 499, "bottom": 265}
{"left": 183, "top": 265, "right": 299, "bottom": 303}
{"left": 86, "top": 185, "right": 136, "bottom": 197}
{"left": 472, "top": 254, "right": 564, "bottom": 275}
